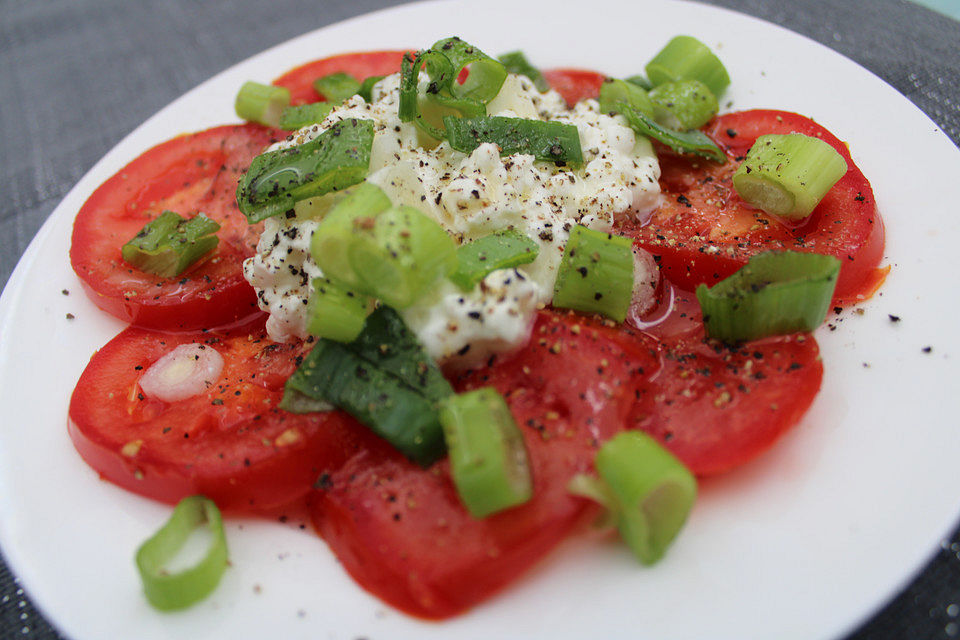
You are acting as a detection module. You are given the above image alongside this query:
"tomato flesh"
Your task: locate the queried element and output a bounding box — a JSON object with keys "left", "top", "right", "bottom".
{"left": 70, "top": 124, "right": 282, "bottom": 330}
{"left": 622, "top": 110, "right": 886, "bottom": 303}
{"left": 272, "top": 50, "right": 410, "bottom": 105}
{"left": 542, "top": 68, "right": 606, "bottom": 107}
{"left": 68, "top": 315, "right": 366, "bottom": 513}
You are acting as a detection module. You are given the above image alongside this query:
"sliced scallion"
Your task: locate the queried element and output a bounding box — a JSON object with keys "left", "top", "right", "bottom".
{"left": 307, "top": 277, "right": 373, "bottom": 343}
{"left": 645, "top": 35, "right": 730, "bottom": 97}
{"left": 312, "top": 72, "right": 361, "bottom": 104}
{"left": 498, "top": 50, "right": 550, "bottom": 92}
{"left": 732, "top": 133, "right": 848, "bottom": 220}
{"left": 237, "top": 118, "right": 374, "bottom": 223}
{"left": 649, "top": 79, "right": 718, "bottom": 130}
{"left": 278, "top": 102, "right": 334, "bottom": 131}
{"left": 553, "top": 225, "right": 635, "bottom": 322}
{"left": 445, "top": 116, "right": 583, "bottom": 166}
{"left": 135, "top": 496, "right": 228, "bottom": 611}
{"left": 626, "top": 74, "right": 653, "bottom": 90}
{"left": 234, "top": 81, "right": 290, "bottom": 128}
{"left": 696, "top": 250, "right": 841, "bottom": 343}
{"left": 576, "top": 431, "right": 697, "bottom": 565}
{"left": 439, "top": 388, "right": 533, "bottom": 518}
{"left": 121, "top": 211, "right": 220, "bottom": 278}
{"left": 620, "top": 106, "right": 726, "bottom": 163}
{"left": 357, "top": 75, "right": 385, "bottom": 102}
{"left": 430, "top": 37, "right": 507, "bottom": 103}
{"left": 598, "top": 78, "right": 654, "bottom": 118}
{"left": 450, "top": 229, "right": 540, "bottom": 291}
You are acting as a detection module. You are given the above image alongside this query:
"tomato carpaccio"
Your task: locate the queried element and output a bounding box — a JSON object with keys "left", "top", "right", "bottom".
{"left": 67, "top": 50, "right": 877, "bottom": 621}
{"left": 70, "top": 124, "right": 283, "bottom": 330}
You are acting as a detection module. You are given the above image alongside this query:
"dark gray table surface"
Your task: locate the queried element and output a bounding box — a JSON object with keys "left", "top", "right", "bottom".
{"left": 1, "top": 1, "right": 958, "bottom": 638}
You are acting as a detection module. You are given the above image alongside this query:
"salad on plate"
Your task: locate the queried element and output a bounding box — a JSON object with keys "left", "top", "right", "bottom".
{"left": 64, "top": 33, "right": 885, "bottom": 619}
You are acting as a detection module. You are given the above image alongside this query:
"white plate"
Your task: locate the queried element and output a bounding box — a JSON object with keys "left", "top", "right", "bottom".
{"left": 2, "top": 1, "right": 959, "bottom": 638}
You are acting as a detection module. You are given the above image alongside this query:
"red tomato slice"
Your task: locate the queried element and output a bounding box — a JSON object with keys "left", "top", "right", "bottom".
{"left": 632, "top": 286, "right": 823, "bottom": 475}
{"left": 542, "top": 68, "right": 606, "bottom": 107}
{"left": 272, "top": 51, "right": 410, "bottom": 105}
{"left": 68, "top": 316, "right": 365, "bottom": 513}
{"left": 70, "top": 124, "right": 282, "bottom": 330}
{"left": 310, "top": 311, "right": 661, "bottom": 619}
{"left": 621, "top": 110, "right": 887, "bottom": 304}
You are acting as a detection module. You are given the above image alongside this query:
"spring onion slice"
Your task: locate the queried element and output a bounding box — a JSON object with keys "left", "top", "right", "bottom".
{"left": 431, "top": 36, "right": 507, "bottom": 103}
{"left": 620, "top": 106, "right": 726, "bottom": 163}
{"left": 312, "top": 72, "right": 361, "bottom": 104}
{"left": 449, "top": 229, "right": 540, "bottom": 291}
{"left": 590, "top": 432, "right": 697, "bottom": 565}
{"left": 307, "top": 277, "right": 373, "bottom": 342}
{"left": 445, "top": 116, "right": 583, "bottom": 166}
{"left": 499, "top": 50, "right": 550, "bottom": 92}
{"left": 135, "top": 496, "right": 229, "bottom": 611}
{"left": 598, "top": 78, "right": 654, "bottom": 118}
{"left": 696, "top": 250, "right": 840, "bottom": 343}
{"left": 649, "top": 79, "right": 719, "bottom": 131}
{"left": 626, "top": 74, "right": 653, "bottom": 90}
{"left": 278, "top": 387, "right": 333, "bottom": 414}
{"left": 237, "top": 118, "right": 374, "bottom": 223}
{"left": 399, "top": 51, "right": 422, "bottom": 122}
{"left": 121, "top": 211, "right": 220, "bottom": 278}
{"left": 553, "top": 225, "right": 635, "bottom": 322}
{"left": 732, "top": 133, "right": 848, "bottom": 220}
{"left": 439, "top": 388, "right": 533, "bottom": 518}
{"left": 357, "top": 75, "right": 385, "bottom": 102}
{"left": 346, "top": 205, "right": 458, "bottom": 308}
{"left": 278, "top": 102, "right": 334, "bottom": 131}
{"left": 645, "top": 35, "right": 730, "bottom": 97}
{"left": 234, "top": 81, "right": 290, "bottom": 128}
{"left": 311, "top": 182, "right": 393, "bottom": 288}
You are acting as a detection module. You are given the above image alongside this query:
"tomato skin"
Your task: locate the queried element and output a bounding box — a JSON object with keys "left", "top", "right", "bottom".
{"left": 70, "top": 124, "right": 282, "bottom": 331}
{"left": 272, "top": 50, "right": 410, "bottom": 105}
{"left": 311, "top": 311, "right": 660, "bottom": 619}
{"left": 68, "top": 316, "right": 366, "bottom": 513}
{"left": 632, "top": 288, "right": 823, "bottom": 475}
{"left": 542, "top": 68, "right": 606, "bottom": 107}
{"left": 624, "top": 110, "right": 886, "bottom": 303}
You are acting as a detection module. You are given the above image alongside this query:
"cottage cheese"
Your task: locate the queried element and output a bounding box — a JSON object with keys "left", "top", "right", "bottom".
{"left": 243, "top": 72, "right": 662, "bottom": 366}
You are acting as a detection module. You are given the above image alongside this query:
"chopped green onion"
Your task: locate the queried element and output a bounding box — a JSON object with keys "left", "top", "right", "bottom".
{"left": 553, "top": 225, "right": 635, "bottom": 322}
{"left": 732, "top": 133, "right": 848, "bottom": 220}
{"left": 234, "top": 81, "right": 290, "bottom": 128}
{"left": 237, "top": 118, "right": 374, "bottom": 223}
{"left": 625, "top": 74, "right": 653, "bottom": 90}
{"left": 312, "top": 72, "right": 361, "bottom": 103}
{"left": 135, "top": 496, "right": 229, "bottom": 610}
{"left": 696, "top": 250, "right": 841, "bottom": 343}
{"left": 579, "top": 431, "right": 697, "bottom": 565}
{"left": 399, "top": 51, "right": 421, "bottom": 123}
{"left": 357, "top": 75, "right": 385, "bottom": 102}
{"left": 346, "top": 205, "right": 458, "bottom": 308}
{"left": 307, "top": 277, "right": 373, "bottom": 342}
{"left": 645, "top": 35, "right": 730, "bottom": 97}
{"left": 444, "top": 116, "right": 583, "bottom": 166}
{"left": 311, "top": 182, "right": 393, "bottom": 288}
{"left": 278, "top": 388, "right": 333, "bottom": 414}
{"left": 278, "top": 102, "right": 335, "bottom": 131}
{"left": 498, "top": 50, "right": 550, "bottom": 92}
{"left": 450, "top": 229, "right": 540, "bottom": 291}
{"left": 284, "top": 307, "right": 451, "bottom": 466}
{"left": 598, "top": 78, "right": 654, "bottom": 118}
{"left": 121, "top": 211, "right": 220, "bottom": 278}
{"left": 438, "top": 388, "right": 533, "bottom": 518}
{"left": 649, "top": 79, "right": 718, "bottom": 130}
{"left": 620, "top": 106, "right": 726, "bottom": 163}
{"left": 430, "top": 37, "right": 507, "bottom": 103}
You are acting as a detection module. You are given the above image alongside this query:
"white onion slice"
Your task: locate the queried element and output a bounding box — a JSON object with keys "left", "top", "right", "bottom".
{"left": 139, "top": 343, "right": 225, "bottom": 403}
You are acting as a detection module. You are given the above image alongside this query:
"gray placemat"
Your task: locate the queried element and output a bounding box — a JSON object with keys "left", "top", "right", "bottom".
{"left": 1, "top": 1, "right": 958, "bottom": 638}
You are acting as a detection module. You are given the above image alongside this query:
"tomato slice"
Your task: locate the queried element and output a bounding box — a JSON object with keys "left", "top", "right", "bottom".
{"left": 272, "top": 51, "right": 410, "bottom": 105}
{"left": 310, "top": 311, "right": 660, "bottom": 619}
{"left": 632, "top": 286, "right": 823, "bottom": 475}
{"left": 621, "top": 110, "right": 886, "bottom": 304}
{"left": 542, "top": 68, "right": 606, "bottom": 107}
{"left": 68, "top": 316, "right": 366, "bottom": 513}
{"left": 70, "top": 124, "right": 282, "bottom": 330}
